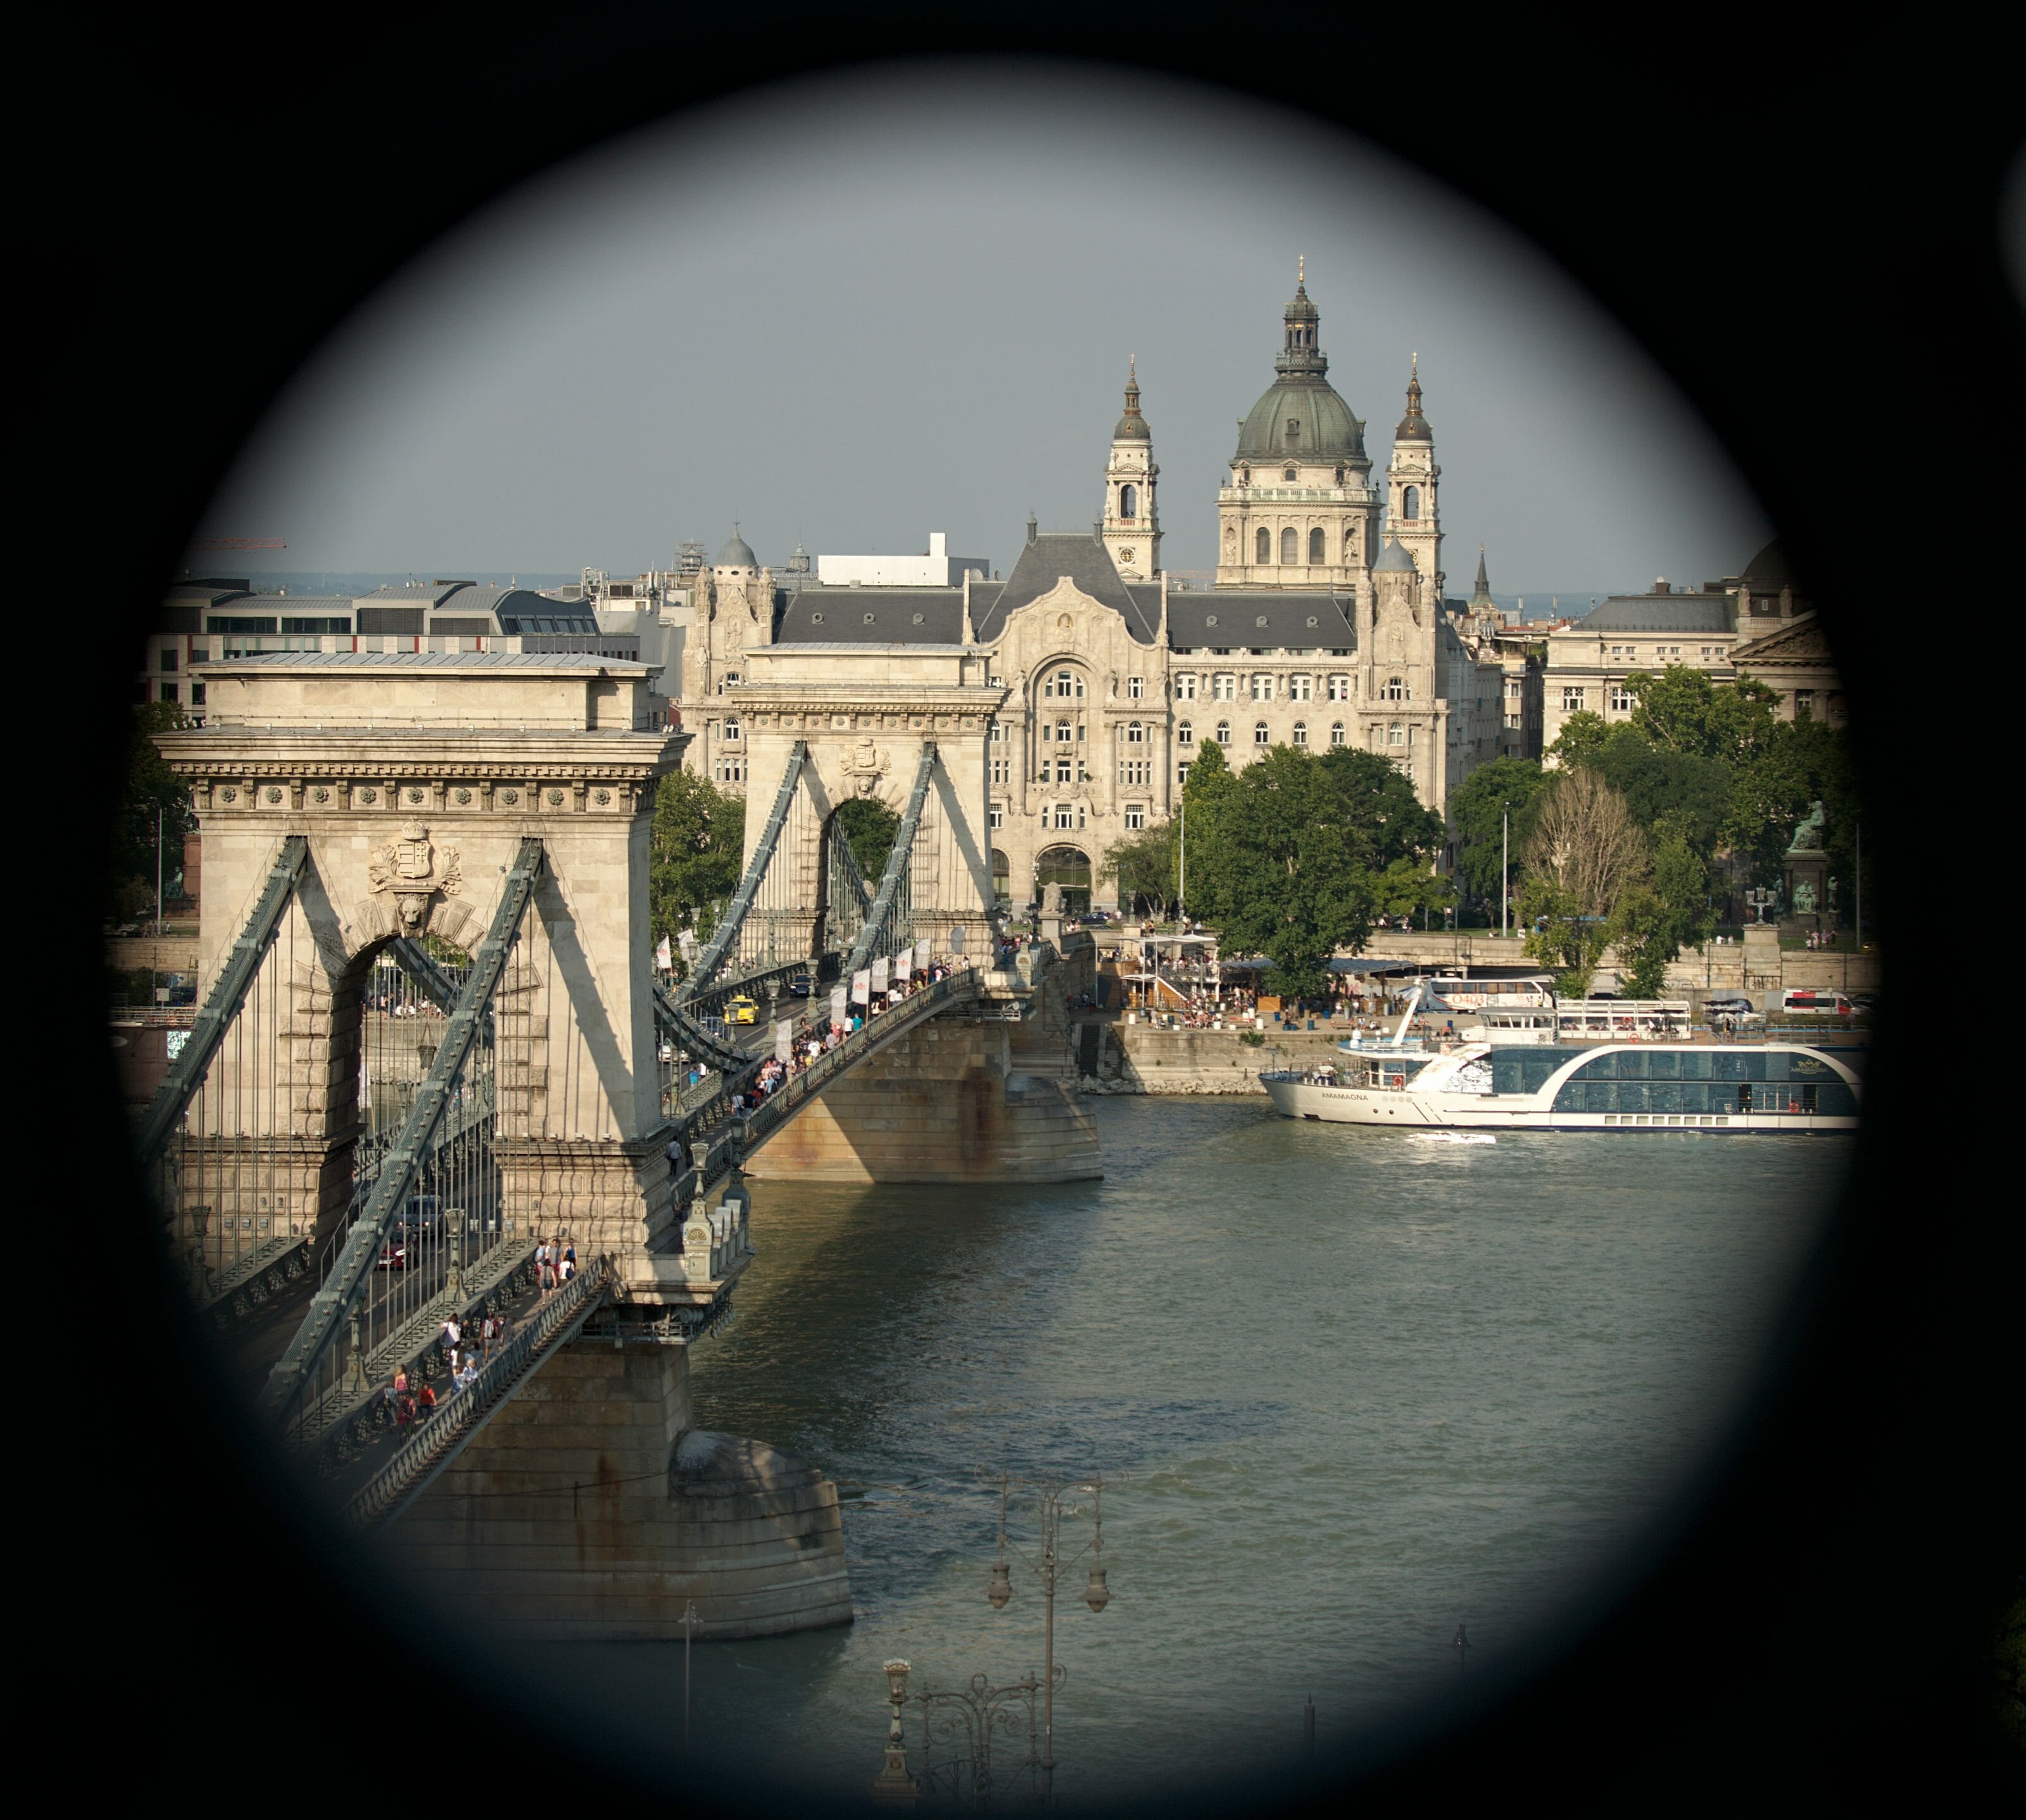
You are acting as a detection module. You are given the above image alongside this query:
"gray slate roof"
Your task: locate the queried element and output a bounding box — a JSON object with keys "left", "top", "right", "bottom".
{"left": 1166, "top": 591, "right": 1357, "bottom": 651}
{"left": 974, "top": 532, "right": 1159, "bottom": 643}
{"left": 774, "top": 586, "right": 979, "bottom": 644}
{"left": 1570, "top": 595, "right": 1735, "bottom": 634}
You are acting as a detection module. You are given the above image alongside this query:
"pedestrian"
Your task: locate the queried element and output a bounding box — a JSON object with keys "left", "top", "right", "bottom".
{"left": 443, "top": 1315, "right": 461, "bottom": 1373}
{"left": 559, "top": 1252, "right": 576, "bottom": 1286}
{"left": 562, "top": 1238, "right": 577, "bottom": 1275}
{"left": 418, "top": 1381, "right": 436, "bottom": 1417}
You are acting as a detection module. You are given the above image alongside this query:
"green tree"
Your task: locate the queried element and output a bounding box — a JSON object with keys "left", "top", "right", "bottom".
{"left": 1592, "top": 724, "right": 1731, "bottom": 853}
{"left": 833, "top": 796, "right": 900, "bottom": 883}
{"left": 648, "top": 768, "right": 744, "bottom": 953}
{"left": 1373, "top": 855, "right": 1457, "bottom": 926}
{"left": 1447, "top": 755, "right": 1549, "bottom": 908}
{"left": 110, "top": 701, "right": 196, "bottom": 920}
{"left": 1200, "top": 744, "right": 1378, "bottom": 998}
{"left": 1176, "top": 738, "right": 1237, "bottom": 922}
{"left": 1518, "top": 877, "right": 1613, "bottom": 996}
{"left": 1099, "top": 822, "right": 1176, "bottom": 917}
{"left": 1545, "top": 708, "right": 1609, "bottom": 769}
{"left": 1316, "top": 746, "right": 1445, "bottom": 865}
{"left": 1609, "top": 884, "right": 1678, "bottom": 999}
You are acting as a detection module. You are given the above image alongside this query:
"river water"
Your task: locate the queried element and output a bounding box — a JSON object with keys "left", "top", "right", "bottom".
{"left": 533, "top": 1096, "right": 1850, "bottom": 1809}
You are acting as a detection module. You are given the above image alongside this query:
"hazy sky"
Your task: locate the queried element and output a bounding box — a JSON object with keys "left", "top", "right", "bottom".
{"left": 202, "top": 60, "right": 1771, "bottom": 596}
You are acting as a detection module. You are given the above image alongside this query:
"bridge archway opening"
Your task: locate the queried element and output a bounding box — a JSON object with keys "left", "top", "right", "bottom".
{"left": 1035, "top": 843, "right": 1092, "bottom": 914}
{"left": 991, "top": 848, "right": 1011, "bottom": 908}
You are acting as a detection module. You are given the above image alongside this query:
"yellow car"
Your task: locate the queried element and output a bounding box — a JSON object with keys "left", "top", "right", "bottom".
{"left": 726, "top": 995, "right": 760, "bottom": 1026}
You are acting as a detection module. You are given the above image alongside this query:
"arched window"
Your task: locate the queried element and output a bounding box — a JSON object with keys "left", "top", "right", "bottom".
{"left": 1055, "top": 720, "right": 1073, "bottom": 743}
{"left": 718, "top": 671, "right": 739, "bottom": 693}
{"left": 1254, "top": 720, "right": 1271, "bottom": 745}
{"left": 722, "top": 716, "right": 741, "bottom": 741}
{"left": 1384, "top": 676, "right": 1407, "bottom": 701}
{"left": 1214, "top": 720, "right": 1232, "bottom": 746}
{"left": 1126, "top": 720, "right": 1145, "bottom": 744}
{"left": 1330, "top": 722, "right": 1346, "bottom": 747}
{"left": 1309, "top": 527, "right": 1326, "bottom": 564}
{"left": 1119, "top": 482, "right": 1137, "bottom": 520}
{"left": 1402, "top": 485, "right": 1421, "bottom": 520}
{"left": 1176, "top": 720, "right": 1195, "bottom": 746}
{"left": 1292, "top": 721, "right": 1309, "bottom": 746}
{"left": 1388, "top": 722, "right": 1405, "bottom": 746}
{"left": 1280, "top": 526, "right": 1299, "bottom": 565}
{"left": 1255, "top": 526, "right": 1271, "bottom": 563}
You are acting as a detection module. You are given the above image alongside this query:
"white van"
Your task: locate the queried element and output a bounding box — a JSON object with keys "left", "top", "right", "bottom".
{"left": 1780, "top": 988, "right": 1853, "bottom": 1016}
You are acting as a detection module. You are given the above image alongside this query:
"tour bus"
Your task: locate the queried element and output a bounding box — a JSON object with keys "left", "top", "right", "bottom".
{"left": 1779, "top": 988, "right": 1853, "bottom": 1017}
{"left": 1428, "top": 972, "right": 1556, "bottom": 1012}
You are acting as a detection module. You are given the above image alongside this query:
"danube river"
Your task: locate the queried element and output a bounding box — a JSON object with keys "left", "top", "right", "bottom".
{"left": 537, "top": 1096, "right": 1850, "bottom": 1807}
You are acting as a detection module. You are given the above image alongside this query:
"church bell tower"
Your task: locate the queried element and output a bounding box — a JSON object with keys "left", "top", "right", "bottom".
{"left": 1101, "top": 360, "right": 1160, "bottom": 580}
{"left": 1386, "top": 356, "right": 1444, "bottom": 607}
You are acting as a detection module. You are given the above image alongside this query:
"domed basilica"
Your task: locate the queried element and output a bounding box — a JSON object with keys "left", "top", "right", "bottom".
{"left": 678, "top": 271, "right": 1513, "bottom": 908}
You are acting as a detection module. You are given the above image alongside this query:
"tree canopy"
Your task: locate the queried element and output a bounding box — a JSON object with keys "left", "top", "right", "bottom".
{"left": 833, "top": 797, "right": 900, "bottom": 885}
{"left": 1178, "top": 741, "right": 1445, "bottom": 998}
{"left": 648, "top": 768, "right": 743, "bottom": 952}
{"left": 1447, "top": 755, "right": 1552, "bottom": 909}
{"left": 1099, "top": 821, "right": 1176, "bottom": 918}
{"left": 109, "top": 701, "right": 195, "bottom": 920}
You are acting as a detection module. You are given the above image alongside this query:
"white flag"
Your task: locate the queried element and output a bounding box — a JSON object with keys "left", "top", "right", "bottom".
{"left": 655, "top": 934, "right": 672, "bottom": 971}
{"left": 871, "top": 956, "right": 890, "bottom": 995}
{"left": 948, "top": 924, "right": 965, "bottom": 953}
{"left": 895, "top": 943, "right": 914, "bottom": 981}
{"left": 774, "top": 1019, "right": 793, "bottom": 1062}
{"left": 852, "top": 969, "right": 871, "bottom": 1006}
{"left": 831, "top": 985, "right": 848, "bottom": 1024}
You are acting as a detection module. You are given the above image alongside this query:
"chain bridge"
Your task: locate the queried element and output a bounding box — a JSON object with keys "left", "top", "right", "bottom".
{"left": 140, "top": 648, "right": 1098, "bottom": 1640}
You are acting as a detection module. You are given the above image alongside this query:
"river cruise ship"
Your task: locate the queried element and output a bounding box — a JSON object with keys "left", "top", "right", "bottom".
{"left": 1260, "top": 1040, "right": 1861, "bottom": 1133}
{"left": 1456, "top": 999, "right": 1691, "bottom": 1045}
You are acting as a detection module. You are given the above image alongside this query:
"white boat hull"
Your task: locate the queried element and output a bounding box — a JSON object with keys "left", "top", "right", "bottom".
{"left": 1259, "top": 1061, "right": 1859, "bottom": 1134}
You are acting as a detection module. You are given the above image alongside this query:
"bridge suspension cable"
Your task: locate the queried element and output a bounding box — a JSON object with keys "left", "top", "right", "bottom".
{"left": 844, "top": 741, "right": 939, "bottom": 981}
{"left": 135, "top": 834, "right": 308, "bottom": 1168}
{"left": 261, "top": 838, "right": 546, "bottom": 1427}
{"left": 677, "top": 739, "right": 809, "bottom": 999}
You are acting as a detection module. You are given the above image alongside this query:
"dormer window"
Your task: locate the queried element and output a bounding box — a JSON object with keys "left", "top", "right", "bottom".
{"left": 1283, "top": 467, "right": 1297, "bottom": 482}
{"left": 1286, "top": 418, "right": 1300, "bottom": 442}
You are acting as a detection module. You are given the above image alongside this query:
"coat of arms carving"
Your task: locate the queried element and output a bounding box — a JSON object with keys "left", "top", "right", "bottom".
{"left": 840, "top": 737, "right": 889, "bottom": 798}
{"left": 367, "top": 819, "right": 463, "bottom": 934}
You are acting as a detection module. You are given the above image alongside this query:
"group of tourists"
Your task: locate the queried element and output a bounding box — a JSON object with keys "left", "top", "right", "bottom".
{"left": 532, "top": 1237, "right": 577, "bottom": 1295}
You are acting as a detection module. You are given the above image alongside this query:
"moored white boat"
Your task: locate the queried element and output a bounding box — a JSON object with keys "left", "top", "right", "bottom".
{"left": 1261, "top": 1039, "right": 1861, "bottom": 1133}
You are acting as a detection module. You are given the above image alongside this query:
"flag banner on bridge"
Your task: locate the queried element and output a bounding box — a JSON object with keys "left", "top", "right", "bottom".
{"left": 775, "top": 1019, "right": 793, "bottom": 1062}
{"left": 871, "top": 956, "right": 889, "bottom": 995}
{"left": 655, "top": 934, "right": 672, "bottom": 972}
{"left": 852, "top": 970, "right": 870, "bottom": 1007}
{"left": 831, "top": 985, "right": 848, "bottom": 1025}
{"left": 949, "top": 925, "right": 965, "bottom": 953}
{"left": 895, "top": 943, "right": 914, "bottom": 982}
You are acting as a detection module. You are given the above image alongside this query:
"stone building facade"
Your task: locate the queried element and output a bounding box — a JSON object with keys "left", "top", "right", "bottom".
{"left": 676, "top": 272, "right": 1514, "bottom": 909}
{"left": 1538, "top": 542, "right": 1841, "bottom": 756}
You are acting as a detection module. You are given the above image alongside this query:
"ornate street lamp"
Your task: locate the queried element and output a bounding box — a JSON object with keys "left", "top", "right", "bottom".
{"left": 982, "top": 1469, "right": 1119, "bottom": 1789}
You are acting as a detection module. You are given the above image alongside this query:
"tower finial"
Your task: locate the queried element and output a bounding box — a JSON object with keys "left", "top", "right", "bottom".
{"left": 1298, "top": 254, "right": 1304, "bottom": 283}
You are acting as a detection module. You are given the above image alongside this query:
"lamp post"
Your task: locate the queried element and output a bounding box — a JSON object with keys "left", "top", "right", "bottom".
{"left": 1501, "top": 803, "right": 1509, "bottom": 939}
{"left": 985, "top": 1469, "right": 1115, "bottom": 1797}
{"left": 679, "top": 1600, "right": 701, "bottom": 1748}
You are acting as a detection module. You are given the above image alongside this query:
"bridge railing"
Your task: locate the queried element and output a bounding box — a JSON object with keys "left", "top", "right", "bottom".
{"left": 342, "top": 1253, "right": 615, "bottom": 1530}
{"left": 660, "top": 961, "right": 985, "bottom": 1211}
